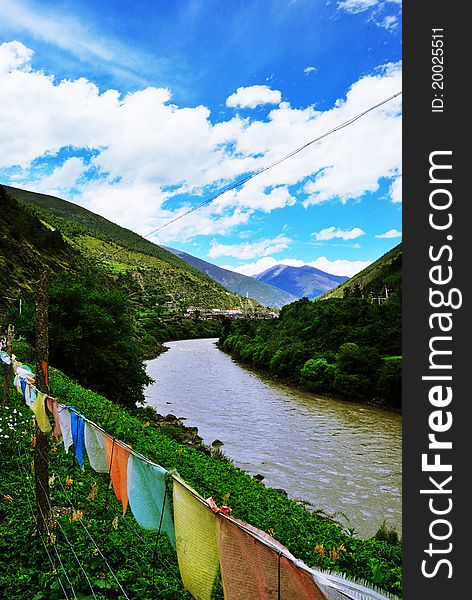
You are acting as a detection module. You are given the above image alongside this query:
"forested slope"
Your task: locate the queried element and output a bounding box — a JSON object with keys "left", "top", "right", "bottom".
{"left": 219, "top": 259, "right": 402, "bottom": 408}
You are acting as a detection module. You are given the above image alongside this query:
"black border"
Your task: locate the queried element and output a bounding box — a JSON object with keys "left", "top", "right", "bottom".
{"left": 403, "top": 3, "right": 468, "bottom": 597}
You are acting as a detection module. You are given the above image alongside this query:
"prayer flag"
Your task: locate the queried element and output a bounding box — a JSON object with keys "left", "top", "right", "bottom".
{"left": 84, "top": 423, "right": 108, "bottom": 473}
{"left": 57, "top": 406, "right": 73, "bottom": 453}
{"left": 217, "top": 516, "right": 327, "bottom": 600}
{"left": 127, "top": 454, "right": 175, "bottom": 546}
{"left": 46, "top": 397, "right": 62, "bottom": 439}
{"left": 30, "top": 391, "right": 52, "bottom": 433}
{"left": 173, "top": 477, "right": 220, "bottom": 600}
{"left": 71, "top": 411, "right": 86, "bottom": 468}
{"left": 106, "top": 436, "right": 131, "bottom": 515}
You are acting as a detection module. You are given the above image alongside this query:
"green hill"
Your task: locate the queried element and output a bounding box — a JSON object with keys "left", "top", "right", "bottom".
{"left": 218, "top": 245, "right": 402, "bottom": 408}
{"left": 1, "top": 183, "right": 268, "bottom": 402}
{"left": 1, "top": 184, "right": 261, "bottom": 312}
{"left": 0, "top": 186, "right": 79, "bottom": 304}
{"left": 321, "top": 243, "right": 402, "bottom": 300}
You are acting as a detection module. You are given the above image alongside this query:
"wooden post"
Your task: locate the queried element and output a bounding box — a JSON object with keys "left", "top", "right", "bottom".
{"left": 2, "top": 323, "right": 14, "bottom": 406}
{"left": 34, "top": 270, "right": 51, "bottom": 534}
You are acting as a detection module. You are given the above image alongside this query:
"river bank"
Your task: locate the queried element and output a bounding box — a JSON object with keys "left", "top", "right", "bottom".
{"left": 145, "top": 338, "right": 402, "bottom": 540}
{"left": 219, "top": 344, "right": 402, "bottom": 414}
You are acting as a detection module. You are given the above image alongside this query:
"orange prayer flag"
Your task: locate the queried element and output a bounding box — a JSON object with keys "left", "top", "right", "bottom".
{"left": 106, "top": 436, "right": 131, "bottom": 515}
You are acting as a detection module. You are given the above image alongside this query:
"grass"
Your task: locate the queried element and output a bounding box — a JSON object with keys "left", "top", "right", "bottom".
{"left": 0, "top": 344, "right": 402, "bottom": 598}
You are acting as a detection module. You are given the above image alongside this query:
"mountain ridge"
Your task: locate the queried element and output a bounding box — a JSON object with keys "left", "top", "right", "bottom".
{"left": 163, "top": 246, "right": 298, "bottom": 308}
{"left": 255, "top": 263, "right": 349, "bottom": 300}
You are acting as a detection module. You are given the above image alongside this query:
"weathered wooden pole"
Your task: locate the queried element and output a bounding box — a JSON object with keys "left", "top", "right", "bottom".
{"left": 2, "top": 323, "right": 14, "bottom": 406}
{"left": 34, "top": 270, "right": 51, "bottom": 534}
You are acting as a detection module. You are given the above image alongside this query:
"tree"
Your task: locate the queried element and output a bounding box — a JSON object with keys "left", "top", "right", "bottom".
{"left": 6, "top": 272, "right": 152, "bottom": 408}
{"left": 333, "top": 342, "right": 382, "bottom": 401}
{"left": 300, "top": 358, "right": 336, "bottom": 392}
{"left": 376, "top": 356, "right": 402, "bottom": 408}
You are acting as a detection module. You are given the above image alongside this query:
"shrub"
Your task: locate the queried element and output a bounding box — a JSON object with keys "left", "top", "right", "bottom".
{"left": 300, "top": 358, "right": 336, "bottom": 392}
{"left": 376, "top": 356, "right": 402, "bottom": 408}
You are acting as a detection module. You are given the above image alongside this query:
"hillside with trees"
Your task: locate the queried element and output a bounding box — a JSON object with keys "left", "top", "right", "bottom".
{"left": 2, "top": 185, "right": 262, "bottom": 313}
{"left": 0, "top": 185, "right": 258, "bottom": 406}
{"left": 321, "top": 243, "right": 402, "bottom": 300}
{"left": 219, "top": 251, "right": 402, "bottom": 409}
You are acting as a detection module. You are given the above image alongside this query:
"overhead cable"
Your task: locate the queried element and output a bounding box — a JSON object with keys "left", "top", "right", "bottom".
{"left": 143, "top": 90, "right": 402, "bottom": 237}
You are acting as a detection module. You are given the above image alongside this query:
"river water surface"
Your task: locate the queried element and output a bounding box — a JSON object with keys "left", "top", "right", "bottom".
{"left": 145, "top": 338, "right": 401, "bottom": 539}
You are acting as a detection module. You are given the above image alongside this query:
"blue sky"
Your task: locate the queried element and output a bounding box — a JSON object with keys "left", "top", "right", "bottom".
{"left": 0, "top": 0, "right": 402, "bottom": 276}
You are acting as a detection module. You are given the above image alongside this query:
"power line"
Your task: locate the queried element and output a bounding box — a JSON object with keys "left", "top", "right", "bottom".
{"left": 51, "top": 462, "right": 131, "bottom": 599}
{"left": 143, "top": 90, "right": 402, "bottom": 237}
{"left": 34, "top": 471, "right": 99, "bottom": 599}
{"left": 13, "top": 445, "right": 78, "bottom": 599}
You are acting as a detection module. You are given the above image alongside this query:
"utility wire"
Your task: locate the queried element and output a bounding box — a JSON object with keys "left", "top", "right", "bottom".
{"left": 143, "top": 90, "right": 402, "bottom": 237}
{"left": 24, "top": 449, "right": 99, "bottom": 600}
{"left": 13, "top": 444, "right": 78, "bottom": 599}
{"left": 51, "top": 462, "right": 131, "bottom": 599}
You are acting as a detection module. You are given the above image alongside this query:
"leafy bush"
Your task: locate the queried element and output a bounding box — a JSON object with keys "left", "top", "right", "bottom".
{"left": 332, "top": 372, "right": 372, "bottom": 401}
{"left": 376, "top": 356, "right": 402, "bottom": 408}
{"left": 300, "top": 358, "right": 336, "bottom": 391}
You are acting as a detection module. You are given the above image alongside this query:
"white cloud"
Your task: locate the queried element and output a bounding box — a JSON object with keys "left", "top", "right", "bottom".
{"left": 222, "top": 257, "right": 279, "bottom": 276}
{"left": 337, "top": 0, "right": 380, "bottom": 13}
{"left": 389, "top": 174, "right": 402, "bottom": 203}
{"left": 78, "top": 179, "right": 253, "bottom": 243}
{"left": 0, "top": 41, "right": 401, "bottom": 240}
{"left": 304, "top": 66, "right": 317, "bottom": 75}
{"left": 209, "top": 235, "right": 292, "bottom": 259}
{"left": 214, "top": 182, "right": 297, "bottom": 214}
{"left": 34, "top": 157, "right": 86, "bottom": 194}
{"left": 375, "top": 228, "right": 402, "bottom": 238}
{"left": 226, "top": 85, "right": 282, "bottom": 109}
{"left": 380, "top": 15, "right": 399, "bottom": 31}
{"left": 0, "top": 40, "right": 33, "bottom": 73}
{"left": 0, "top": 44, "right": 120, "bottom": 168}
{"left": 222, "top": 256, "right": 371, "bottom": 277}
{"left": 337, "top": 1, "right": 401, "bottom": 33}
{"left": 314, "top": 226, "right": 365, "bottom": 241}
{"left": 337, "top": 1, "right": 401, "bottom": 15}
{"left": 308, "top": 256, "right": 371, "bottom": 276}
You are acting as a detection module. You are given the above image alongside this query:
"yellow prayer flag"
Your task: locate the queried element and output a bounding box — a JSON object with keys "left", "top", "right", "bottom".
{"left": 30, "top": 391, "right": 52, "bottom": 433}
{"left": 173, "top": 477, "right": 219, "bottom": 600}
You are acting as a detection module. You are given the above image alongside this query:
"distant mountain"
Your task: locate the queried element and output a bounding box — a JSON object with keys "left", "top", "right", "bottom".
{"left": 320, "top": 243, "right": 402, "bottom": 300}
{"left": 163, "top": 246, "right": 298, "bottom": 308}
{"left": 255, "top": 264, "right": 349, "bottom": 300}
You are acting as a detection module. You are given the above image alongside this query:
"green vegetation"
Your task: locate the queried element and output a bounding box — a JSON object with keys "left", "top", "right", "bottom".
{"left": 1, "top": 184, "right": 261, "bottom": 372}
{"left": 0, "top": 185, "right": 78, "bottom": 301}
{"left": 5, "top": 272, "right": 151, "bottom": 408}
{"left": 3, "top": 185, "right": 261, "bottom": 312}
{"left": 219, "top": 295, "right": 402, "bottom": 408}
{"left": 0, "top": 344, "right": 402, "bottom": 598}
{"left": 321, "top": 244, "right": 402, "bottom": 300}
{"left": 0, "top": 186, "right": 403, "bottom": 596}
